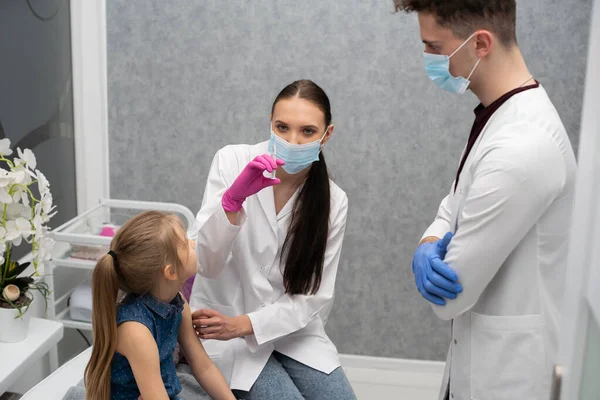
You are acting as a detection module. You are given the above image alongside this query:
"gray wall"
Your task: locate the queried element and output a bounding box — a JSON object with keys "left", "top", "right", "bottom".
{"left": 108, "top": 0, "right": 592, "bottom": 361}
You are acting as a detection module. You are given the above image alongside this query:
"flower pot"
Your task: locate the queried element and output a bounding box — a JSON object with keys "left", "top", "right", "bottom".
{"left": 0, "top": 297, "right": 33, "bottom": 343}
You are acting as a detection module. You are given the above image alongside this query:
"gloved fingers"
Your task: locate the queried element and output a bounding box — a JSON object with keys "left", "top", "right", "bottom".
{"left": 429, "top": 255, "right": 459, "bottom": 282}
{"left": 423, "top": 277, "right": 458, "bottom": 300}
{"left": 413, "top": 258, "right": 424, "bottom": 291}
{"left": 247, "top": 159, "right": 268, "bottom": 174}
{"left": 419, "top": 283, "right": 446, "bottom": 305}
{"left": 437, "top": 232, "right": 454, "bottom": 253}
{"left": 425, "top": 262, "right": 462, "bottom": 294}
{"left": 259, "top": 154, "right": 285, "bottom": 170}
{"left": 414, "top": 260, "right": 446, "bottom": 306}
{"left": 259, "top": 154, "right": 279, "bottom": 170}
{"left": 422, "top": 262, "right": 456, "bottom": 299}
{"left": 252, "top": 155, "right": 275, "bottom": 173}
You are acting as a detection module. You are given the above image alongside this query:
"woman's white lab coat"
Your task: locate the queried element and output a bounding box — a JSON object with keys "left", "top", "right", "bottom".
{"left": 189, "top": 141, "right": 348, "bottom": 391}
{"left": 422, "top": 86, "right": 577, "bottom": 400}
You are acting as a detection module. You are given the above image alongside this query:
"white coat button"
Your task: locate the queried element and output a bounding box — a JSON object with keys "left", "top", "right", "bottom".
{"left": 261, "top": 303, "right": 265, "bottom": 307}
{"left": 451, "top": 393, "right": 454, "bottom": 399}
{"left": 454, "top": 339, "right": 457, "bottom": 344}
{"left": 260, "top": 267, "right": 265, "bottom": 271}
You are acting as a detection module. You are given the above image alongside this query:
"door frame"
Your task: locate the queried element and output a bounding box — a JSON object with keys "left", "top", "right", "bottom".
{"left": 557, "top": 0, "right": 600, "bottom": 398}
{"left": 70, "top": 0, "right": 110, "bottom": 213}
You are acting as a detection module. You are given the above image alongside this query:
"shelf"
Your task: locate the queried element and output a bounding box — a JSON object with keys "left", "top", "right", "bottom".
{"left": 51, "top": 257, "right": 97, "bottom": 270}
{"left": 54, "top": 307, "right": 92, "bottom": 331}
{"left": 45, "top": 199, "right": 197, "bottom": 338}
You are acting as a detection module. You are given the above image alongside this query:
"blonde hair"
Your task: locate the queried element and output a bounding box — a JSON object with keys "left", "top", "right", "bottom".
{"left": 84, "top": 211, "right": 187, "bottom": 400}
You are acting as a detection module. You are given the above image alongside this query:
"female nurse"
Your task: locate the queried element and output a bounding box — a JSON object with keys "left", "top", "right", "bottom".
{"left": 188, "top": 80, "right": 356, "bottom": 400}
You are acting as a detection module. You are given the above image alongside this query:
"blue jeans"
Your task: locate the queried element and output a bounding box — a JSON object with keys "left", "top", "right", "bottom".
{"left": 232, "top": 352, "right": 356, "bottom": 400}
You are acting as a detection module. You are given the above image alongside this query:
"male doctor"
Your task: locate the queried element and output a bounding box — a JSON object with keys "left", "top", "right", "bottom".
{"left": 397, "top": 1, "right": 577, "bottom": 399}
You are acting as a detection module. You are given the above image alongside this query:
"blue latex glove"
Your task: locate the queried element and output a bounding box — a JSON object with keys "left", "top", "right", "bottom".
{"left": 412, "top": 232, "right": 462, "bottom": 306}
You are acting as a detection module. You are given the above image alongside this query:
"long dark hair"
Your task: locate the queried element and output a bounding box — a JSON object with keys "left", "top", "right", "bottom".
{"left": 272, "top": 80, "right": 332, "bottom": 296}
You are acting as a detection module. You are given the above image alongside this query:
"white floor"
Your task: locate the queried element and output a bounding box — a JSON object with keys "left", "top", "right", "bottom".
{"left": 340, "top": 354, "right": 444, "bottom": 400}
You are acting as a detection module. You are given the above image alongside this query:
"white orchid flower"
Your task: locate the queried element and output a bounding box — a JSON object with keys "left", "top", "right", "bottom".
{"left": 0, "top": 145, "right": 55, "bottom": 279}
{"left": 5, "top": 218, "right": 33, "bottom": 246}
{"left": 41, "top": 194, "right": 54, "bottom": 215}
{"left": 0, "top": 170, "right": 13, "bottom": 188}
{"left": 42, "top": 210, "right": 57, "bottom": 224}
{"left": 0, "top": 240, "right": 6, "bottom": 265}
{"left": 14, "top": 163, "right": 33, "bottom": 185}
{"left": 13, "top": 193, "right": 31, "bottom": 211}
{"left": 32, "top": 235, "right": 53, "bottom": 264}
{"left": 32, "top": 215, "right": 43, "bottom": 232}
{"left": 32, "top": 221, "right": 47, "bottom": 242}
{"left": 5, "top": 203, "right": 23, "bottom": 220}
{"left": 35, "top": 199, "right": 54, "bottom": 224}
{"left": 16, "top": 148, "right": 37, "bottom": 170}
{"left": 0, "top": 139, "right": 12, "bottom": 157}
{"left": 20, "top": 204, "right": 31, "bottom": 219}
{"left": 11, "top": 186, "right": 23, "bottom": 203}
{"left": 0, "top": 170, "right": 26, "bottom": 186}
{"left": 20, "top": 190, "right": 30, "bottom": 207}
{"left": 0, "top": 186, "right": 12, "bottom": 204}
{"left": 37, "top": 236, "right": 54, "bottom": 262}
{"left": 12, "top": 170, "right": 25, "bottom": 184}
{"left": 36, "top": 170, "right": 50, "bottom": 198}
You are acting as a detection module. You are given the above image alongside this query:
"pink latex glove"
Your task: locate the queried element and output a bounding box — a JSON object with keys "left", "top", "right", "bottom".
{"left": 222, "top": 154, "right": 285, "bottom": 212}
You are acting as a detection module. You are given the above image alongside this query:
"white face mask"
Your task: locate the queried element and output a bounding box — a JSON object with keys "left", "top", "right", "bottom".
{"left": 268, "top": 128, "right": 327, "bottom": 174}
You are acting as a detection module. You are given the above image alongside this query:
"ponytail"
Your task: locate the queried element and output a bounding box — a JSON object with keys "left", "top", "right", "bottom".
{"left": 84, "top": 254, "right": 120, "bottom": 400}
{"left": 281, "top": 152, "right": 330, "bottom": 295}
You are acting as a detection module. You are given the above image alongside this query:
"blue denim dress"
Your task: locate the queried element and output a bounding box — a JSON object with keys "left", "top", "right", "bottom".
{"left": 110, "top": 293, "right": 184, "bottom": 400}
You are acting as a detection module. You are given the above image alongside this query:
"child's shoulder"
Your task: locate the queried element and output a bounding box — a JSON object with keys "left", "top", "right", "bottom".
{"left": 116, "top": 294, "right": 156, "bottom": 329}
{"left": 117, "top": 293, "right": 184, "bottom": 325}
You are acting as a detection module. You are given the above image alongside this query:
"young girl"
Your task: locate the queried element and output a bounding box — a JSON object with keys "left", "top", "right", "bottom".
{"left": 84, "top": 211, "right": 235, "bottom": 400}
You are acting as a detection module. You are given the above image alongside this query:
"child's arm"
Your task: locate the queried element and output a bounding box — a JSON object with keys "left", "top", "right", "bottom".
{"left": 116, "top": 322, "right": 170, "bottom": 400}
{"left": 178, "top": 299, "right": 236, "bottom": 400}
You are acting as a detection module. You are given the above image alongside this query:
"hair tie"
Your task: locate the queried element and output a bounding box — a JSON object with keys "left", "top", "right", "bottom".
{"left": 107, "top": 250, "right": 118, "bottom": 262}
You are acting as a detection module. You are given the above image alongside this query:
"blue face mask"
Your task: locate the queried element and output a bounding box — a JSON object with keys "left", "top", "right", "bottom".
{"left": 423, "top": 32, "right": 481, "bottom": 94}
{"left": 268, "top": 128, "right": 327, "bottom": 175}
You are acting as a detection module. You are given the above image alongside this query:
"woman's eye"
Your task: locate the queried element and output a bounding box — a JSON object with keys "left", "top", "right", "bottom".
{"left": 277, "top": 125, "right": 288, "bottom": 132}
{"left": 303, "top": 129, "right": 315, "bottom": 136}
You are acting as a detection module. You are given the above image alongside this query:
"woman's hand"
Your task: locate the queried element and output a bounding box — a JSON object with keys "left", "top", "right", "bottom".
{"left": 191, "top": 309, "right": 253, "bottom": 340}
{"left": 222, "top": 154, "right": 285, "bottom": 213}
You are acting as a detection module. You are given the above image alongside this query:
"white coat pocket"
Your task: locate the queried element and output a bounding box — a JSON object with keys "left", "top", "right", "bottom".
{"left": 197, "top": 299, "right": 234, "bottom": 317}
{"left": 193, "top": 299, "right": 235, "bottom": 383}
{"left": 470, "top": 312, "right": 549, "bottom": 400}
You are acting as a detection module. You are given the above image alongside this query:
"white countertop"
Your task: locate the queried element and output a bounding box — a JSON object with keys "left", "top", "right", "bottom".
{"left": 0, "top": 317, "right": 64, "bottom": 394}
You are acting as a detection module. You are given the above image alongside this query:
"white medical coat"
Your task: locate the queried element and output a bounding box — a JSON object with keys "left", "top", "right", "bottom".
{"left": 189, "top": 141, "right": 348, "bottom": 391}
{"left": 422, "top": 86, "right": 577, "bottom": 400}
